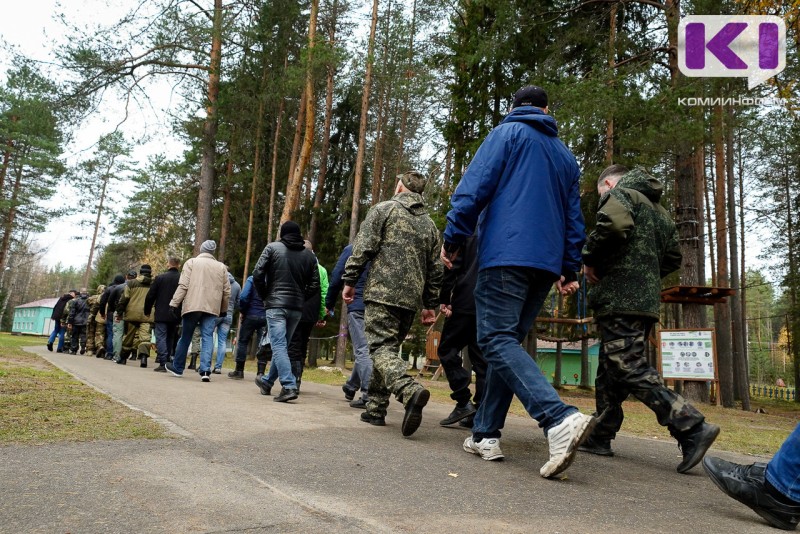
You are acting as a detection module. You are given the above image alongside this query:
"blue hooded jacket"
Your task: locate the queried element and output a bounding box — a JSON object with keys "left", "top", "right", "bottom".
{"left": 444, "top": 106, "right": 585, "bottom": 277}
{"left": 238, "top": 276, "right": 266, "bottom": 318}
{"left": 326, "top": 244, "right": 370, "bottom": 314}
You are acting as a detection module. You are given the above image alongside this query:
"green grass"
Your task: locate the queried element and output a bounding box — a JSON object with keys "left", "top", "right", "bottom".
{"left": 0, "top": 333, "right": 167, "bottom": 444}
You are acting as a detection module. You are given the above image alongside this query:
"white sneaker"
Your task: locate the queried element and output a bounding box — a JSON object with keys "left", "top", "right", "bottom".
{"left": 463, "top": 436, "right": 504, "bottom": 461}
{"left": 540, "top": 412, "right": 596, "bottom": 478}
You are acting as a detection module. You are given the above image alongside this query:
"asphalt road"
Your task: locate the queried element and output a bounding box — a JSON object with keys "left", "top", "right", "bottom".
{"left": 0, "top": 346, "right": 780, "bottom": 533}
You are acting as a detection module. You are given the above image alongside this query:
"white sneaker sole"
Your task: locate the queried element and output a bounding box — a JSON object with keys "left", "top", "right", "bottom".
{"left": 540, "top": 414, "right": 596, "bottom": 478}
{"left": 463, "top": 439, "right": 504, "bottom": 461}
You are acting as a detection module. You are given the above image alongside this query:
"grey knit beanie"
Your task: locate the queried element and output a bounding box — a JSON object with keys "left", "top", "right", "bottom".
{"left": 200, "top": 240, "right": 216, "bottom": 254}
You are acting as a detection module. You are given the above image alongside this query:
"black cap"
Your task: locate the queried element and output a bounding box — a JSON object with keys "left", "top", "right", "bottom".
{"left": 112, "top": 274, "right": 125, "bottom": 284}
{"left": 512, "top": 86, "right": 548, "bottom": 109}
{"left": 127, "top": 270, "right": 137, "bottom": 278}
{"left": 140, "top": 264, "right": 152, "bottom": 275}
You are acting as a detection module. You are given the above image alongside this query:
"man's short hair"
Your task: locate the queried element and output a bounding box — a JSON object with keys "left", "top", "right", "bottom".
{"left": 597, "top": 164, "right": 629, "bottom": 186}
{"left": 168, "top": 257, "right": 181, "bottom": 267}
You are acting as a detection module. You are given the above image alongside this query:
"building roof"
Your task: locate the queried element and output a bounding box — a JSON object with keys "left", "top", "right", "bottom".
{"left": 537, "top": 339, "right": 600, "bottom": 351}
{"left": 15, "top": 298, "right": 59, "bottom": 309}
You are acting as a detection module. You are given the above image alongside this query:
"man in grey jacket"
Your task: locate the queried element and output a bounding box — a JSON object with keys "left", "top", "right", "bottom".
{"left": 165, "top": 240, "right": 231, "bottom": 382}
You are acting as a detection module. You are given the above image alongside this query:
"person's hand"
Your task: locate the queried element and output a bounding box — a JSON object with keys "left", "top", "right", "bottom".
{"left": 440, "top": 244, "right": 460, "bottom": 269}
{"left": 556, "top": 277, "right": 579, "bottom": 296}
{"left": 584, "top": 265, "right": 599, "bottom": 284}
{"left": 100, "top": 314, "right": 106, "bottom": 320}
{"left": 421, "top": 309, "right": 436, "bottom": 325}
{"left": 169, "top": 306, "right": 181, "bottom": 320}
{"left": 315, "top": 320, "right": 326, "bottom": 328}
{"left": 439, "top": 304, "right": 453, "bottom": 318}
{"left": 343, "top": 286, "right": 355, "bottom": 305}
{"left": 114, "top": 315, "right": 120, "bottom": 323}
{"left": 219, "top": 311, "right": 227, "bottom": 319}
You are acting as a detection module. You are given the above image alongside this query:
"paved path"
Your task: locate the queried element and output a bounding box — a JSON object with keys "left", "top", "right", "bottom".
{"left": 0, "top": 346, "right": 777, "bottom": 533}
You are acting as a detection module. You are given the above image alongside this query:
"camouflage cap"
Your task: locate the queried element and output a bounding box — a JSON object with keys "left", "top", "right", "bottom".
{"left": 399, "top": 171, "right": 427, "bottom": 194}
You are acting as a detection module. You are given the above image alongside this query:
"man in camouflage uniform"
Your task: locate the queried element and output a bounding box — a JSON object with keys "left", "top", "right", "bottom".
{"left": 580, "top": 164, "right": 719, "bottom": 474}
{"left": 116, "top": 264, "right": 155, "bottom": 367}
{"left": 85, "top": 285, "right": 106, "bottom": 358}
{"left": 343, "top": 171, "right": 443, "bottom": 437}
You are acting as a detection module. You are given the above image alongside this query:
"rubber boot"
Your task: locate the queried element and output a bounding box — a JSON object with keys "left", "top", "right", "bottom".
{"left": 228, "top": 360, "right": 245, "bottom": 379}
{"left": 291, "top": 360, "right": 303, "bottom": 394}
{"left": 117, "top": 349, "right": 130, "bottom": 365}
{"left": 188, "top": 352, "right": 198, "bottom": 370}
{"left": 139, "top": 351, "right": 148, "bottom": 368}
{"left": 256, "top": 360, "right": 267, "bottom": 377}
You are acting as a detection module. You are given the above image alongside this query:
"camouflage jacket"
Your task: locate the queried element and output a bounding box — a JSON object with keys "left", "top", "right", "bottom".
{"left": 582, "top": 168, "right": 682, "bottom": 319}
{"left": 344, "top": 191, "right": 443, "bottom": 312}
{"left": 116, "top": 275, "right": 154, "bottom": 323}
{"left": 88, "top": 288, "right": 106, "bottom": 325}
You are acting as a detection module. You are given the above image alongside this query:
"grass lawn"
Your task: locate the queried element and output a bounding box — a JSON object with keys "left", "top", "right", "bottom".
{"left": 0, "top": 333, "right": 167, "bottom": 445}
{"left": 296, "top": 358, "right": 799, "bottom": 457}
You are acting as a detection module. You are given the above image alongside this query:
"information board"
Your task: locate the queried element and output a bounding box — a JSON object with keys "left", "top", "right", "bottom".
{"left": 659, "top": 329, "right": 717, "bottom": 381}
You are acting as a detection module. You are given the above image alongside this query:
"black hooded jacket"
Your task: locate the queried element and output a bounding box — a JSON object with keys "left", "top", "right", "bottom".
{"left": 51, "top": 294, "right": 73, "bottom": 321}
{"left": 252, "top": 238, "right": 320, "bottom": 311}
{"left": 144, "top": 267, "right": 181, "bottom": 323}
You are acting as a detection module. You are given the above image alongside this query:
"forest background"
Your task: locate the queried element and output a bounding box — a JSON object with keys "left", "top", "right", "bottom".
{"left": 0, "top": 0, "right": 798, "bottom": 407}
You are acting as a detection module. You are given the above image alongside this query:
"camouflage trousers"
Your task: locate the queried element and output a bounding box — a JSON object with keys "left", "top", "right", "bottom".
{"left": 593, "top": 316, "right": 704, "bottom": 441}
{"left": 122, "top": 321, "right": 152, "bottom": 357}
{"left": 86, "top": 318, "right": 98, "bottom": 353}
{"left": 364, "top": 302, "right": 424, "bottom": 418}
{"left": 93, "top": 320, "right": 106, "bottom": 354}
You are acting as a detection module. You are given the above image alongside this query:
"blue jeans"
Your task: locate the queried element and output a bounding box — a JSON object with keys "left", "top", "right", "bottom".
{"left": 472, "top": 266, "right": 577, "bottom": 440}
{"left": 105, "top": 320, "right": 114, "bottom": 355}
{"left": 154, "top": 322, "right": 179, "bottom": 364}
{"left": 172, "top": 312, "right": 217, "bottom": 374}
{"left": 261, "top": 308, "right": 301, "bottom": 389}
{"left": 766, "top": 422, "right": 800, "bottom": 502}
{"left": 214, "top": 318, "right": 232, "bottom": 369}
{"left": 345, "top": 311, "right": 372, "bottom": 400}
{"left": 48, "top": 322, "right": 66, "bottom": 351}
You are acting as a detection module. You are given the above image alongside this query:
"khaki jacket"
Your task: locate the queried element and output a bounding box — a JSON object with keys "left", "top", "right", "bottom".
{"left": 169, "top": 253, "right": 231, "bottom": 316}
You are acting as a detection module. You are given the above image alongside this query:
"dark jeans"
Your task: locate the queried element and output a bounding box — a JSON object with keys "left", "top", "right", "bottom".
{"left": 472, "top": 266, "right": 577, "bottom": 440}
{"left": 235, "top": 314, "right": 267, "bottom": 363}
{"left": 437, "top": 311, "right": 486, "bottom": 406}
{"left": 48, "top": 322, "right": 67, "bottom": 351}
{"left": 70, "top": 325, "right": 87, "bottom": 353}
{"left": 593, "top": 316, "right": 704, "bottom": 441}
{"left": 104, "top": 320, "right": 114, "bottom": 355}
{"left": 154, "top": 321, "right": 179, "bottom": 364}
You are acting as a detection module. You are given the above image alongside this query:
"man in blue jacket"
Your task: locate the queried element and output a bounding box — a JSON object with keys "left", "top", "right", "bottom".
{"left": 228, "top": 275, "right": 267, "bottom": 380}
{"left": 441, "top": 86, "right": 595, "bottom": 479}
{"left": 326, "top": 244, "right": 372, "bottom": 408}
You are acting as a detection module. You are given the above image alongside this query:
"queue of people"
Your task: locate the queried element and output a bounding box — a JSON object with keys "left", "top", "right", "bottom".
{"left": 45, "top": 84, "right": 799, "bottom": 531}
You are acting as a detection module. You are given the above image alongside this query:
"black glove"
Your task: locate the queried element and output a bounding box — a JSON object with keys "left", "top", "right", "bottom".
{"left": 169, "top": 306, "right": 181, "bottom": 320}
{"left": 219, "top": 312, "right": 227, "bottom": 319}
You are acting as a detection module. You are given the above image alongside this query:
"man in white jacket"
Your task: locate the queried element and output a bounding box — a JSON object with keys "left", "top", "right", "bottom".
{"left": 165, "top": 240, "right": 231, "bottom": 382}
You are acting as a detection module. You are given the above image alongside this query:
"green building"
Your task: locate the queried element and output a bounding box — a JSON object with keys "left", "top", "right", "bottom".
{"left": 536, "top": 339, "right": 600, "bottom": 386}
{"left": 12, "top": 298, "right": 58, "bottom": 336}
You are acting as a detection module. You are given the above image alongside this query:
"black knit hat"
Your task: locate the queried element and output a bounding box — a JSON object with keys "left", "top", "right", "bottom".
{"left": 139, "top": 264, "right": 152, "bottom": 275}
{"left": 280, "top": 221, "right": 301, "bottom": 238}
{"left": 112, "top": 274, "right": 125, "bottom": 284}
{"left": 512, "top": 85, "right": 548, "bottom": 109}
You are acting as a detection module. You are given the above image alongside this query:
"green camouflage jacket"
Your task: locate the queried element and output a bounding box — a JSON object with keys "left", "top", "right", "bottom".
{"left": 344, "top": 191, "right": 443, "bottom": 312}
{"left": 582, "top": 168, "right": 682, "bottom": 319}
{"left": 88, "top": 285, "right": 106, "bottom": 324}
{"left": 116, "top": 275, "right": 154, "bottom": 323}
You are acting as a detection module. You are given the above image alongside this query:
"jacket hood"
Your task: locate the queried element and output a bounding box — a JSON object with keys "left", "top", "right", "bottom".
{"left": 501, "top": 106, "right": 559, "bottom": 137}
{"left": 392, "top": 191, "right": 426, "bottom": 216}
{"left": 227, "top": 272, "right": 235, "bottom": 284}
{"left": 617, "top": 168, "right": 663, "bottom": 202}
{"left": 280, "top": 233, "right": 306, "bottom": 251}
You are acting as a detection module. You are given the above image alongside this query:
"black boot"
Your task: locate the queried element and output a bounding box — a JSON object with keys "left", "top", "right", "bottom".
{"left": 228, "top": 361, "right": 245, "bottom": 380}
{"left": 188, "top": 352, "right": 198, "bottom": 370}
{"left": 291, "top": 360, "right": 303, "bottom": 394}
{"left": 256, "top": 361, "right": 267, "bottom": 376}
{"left": 139, "top": 353, "right": 148, "bottom": 368}
{"left": 95, "top": 348, "right": 105, "bottom": 359}
{"left": 676, "top": 422, "right": 720, "bottom": 473}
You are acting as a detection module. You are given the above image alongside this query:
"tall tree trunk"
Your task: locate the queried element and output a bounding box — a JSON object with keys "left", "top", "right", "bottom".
{"left": 705, "top": 149, "right": 716, "bottom": 286}
{"left": 337, "top": 0, "right": 379, "bottom": 368}
{"left": 83, "top": 158, "right": 115, "bottom": 287}
{"left": 282, "top": 89, "right": 307, "bottom": 227}
{"left": 726, "top": 106, "right": 749, "bottom": 409}
{"left": 605, "top": 2, "right": 618, "bottom": 165}
{"left": 243, "top": 64, "right": 270, "bottom": 281}
{"left": 194, "top": 0, "right": 223, "bottom": 254}
{"left": 713, "top": 101, "right": 734, "bottom": 407}
{"left": 218, "top": 131, "right": 238, "bottom": 263}
{"left": 738, "top": 127, "right": 748, "bottom": 379}
{"left": 267, "top": 97, "right": 286, "bottom": 242}
{"left": 281, "top": 0, "right": 319, "bottom": 224}
{"left": 0, "top": 115, "right": 17, "bottom": 194}
{"left": 395, "top": 0, "right": 416, "bottom": 173}
{"left": 369, "top": 0, "right": 394, "bottom": 206}
{"left": 0, "top": 149, "right": 26, "bottom": 277}
{"left": 784, "top": 159, "right": 800, "bottom": 400}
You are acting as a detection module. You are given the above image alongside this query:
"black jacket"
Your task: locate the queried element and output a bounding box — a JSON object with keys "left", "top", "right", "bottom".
{"left": 252, "top": 240, "right": 320, "bottom": 311}
{"left": 51, "top": 294, "right": 73, "bottom": 321}
{"left": 68, "top": 295, "right": 90, "bottom": 326}
{"left": 439, "top": 235, "right": 478, "bottom": 315}
{"left": 106, "top": 282, "right": 127, "bottom": 317}
{"left": 144, "top": 267, "right": 181, "bottom": 323}
{"left": 99, "top": 283, "right": 120, "bottom": 317}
